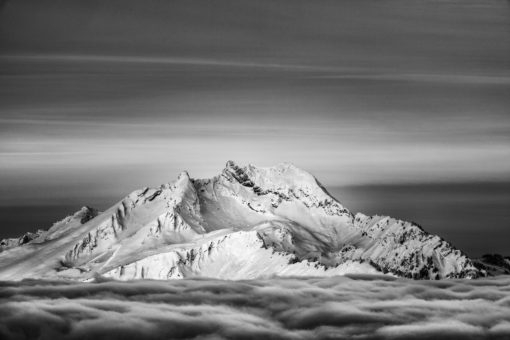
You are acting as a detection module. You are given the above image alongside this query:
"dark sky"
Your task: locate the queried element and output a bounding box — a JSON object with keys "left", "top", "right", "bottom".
{"left": 0, "top": 0, "right": 509, "bottom": 255}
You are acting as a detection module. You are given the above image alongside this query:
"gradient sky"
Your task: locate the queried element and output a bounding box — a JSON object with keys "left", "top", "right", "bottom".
{"left": 0, "top": 0, "right": 509, "bottom": 255}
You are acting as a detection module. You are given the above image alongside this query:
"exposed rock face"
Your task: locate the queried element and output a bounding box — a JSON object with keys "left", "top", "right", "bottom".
{"left": 0, "top": 161, "right": 481, "bottom": 281}
{"left": 474, "top": 254, "right": 510, "bottom": 276}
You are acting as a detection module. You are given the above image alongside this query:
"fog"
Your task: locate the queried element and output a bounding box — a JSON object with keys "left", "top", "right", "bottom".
{"left": 1, "top": 275, "right": 510, "bottom": 339}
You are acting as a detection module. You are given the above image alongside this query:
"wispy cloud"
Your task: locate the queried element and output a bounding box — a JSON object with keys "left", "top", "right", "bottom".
{"left": 311, "top": 73, "right": 510, "bottom": 85}
{"left": 0, "top": 54, "right": 335, "bottom": 72}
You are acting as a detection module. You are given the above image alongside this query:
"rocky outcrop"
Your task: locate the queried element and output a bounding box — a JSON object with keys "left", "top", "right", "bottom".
{"left": 0, "top": 206, "right": 99, "bottom": 252}
{"left": 474, "top": 254, "right": 510, "bottom": 276}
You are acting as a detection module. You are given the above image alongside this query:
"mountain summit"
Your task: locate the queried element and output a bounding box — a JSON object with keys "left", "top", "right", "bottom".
{"left": 0, "top": 161, "right": 481, "bottom": 281}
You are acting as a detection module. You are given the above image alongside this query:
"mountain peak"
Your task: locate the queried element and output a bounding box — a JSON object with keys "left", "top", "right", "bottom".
{"left": 177, "top": 170, "right": 191, "bottom": 180}
{"left": 222, "top": 160, "right": 326, "bottom": 195}
{"left": 225, "top": 160, "right": 305, "bottom": 175}
{"left": 75, "top": 206, "right": 99, "bottom": 222}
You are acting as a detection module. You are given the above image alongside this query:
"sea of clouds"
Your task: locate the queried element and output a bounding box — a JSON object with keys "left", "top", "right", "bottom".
{"left": 1, "top": 274, "right": 510, "bottom": 340}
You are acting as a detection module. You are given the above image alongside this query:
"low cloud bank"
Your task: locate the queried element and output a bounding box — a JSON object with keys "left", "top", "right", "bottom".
{"left": 1, "top": 275, "right": 510, "bottom": 339}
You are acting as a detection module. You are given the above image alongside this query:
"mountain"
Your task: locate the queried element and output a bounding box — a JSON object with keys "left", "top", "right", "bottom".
{"left": 0, "top": 161, "right": 482, "bottom": 281}
{"left": 474, "top": 254, "right": 510, "bottom": 276}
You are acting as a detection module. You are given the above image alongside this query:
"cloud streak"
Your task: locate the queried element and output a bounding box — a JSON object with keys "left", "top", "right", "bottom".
{"left": 1, "top": 275, "right": 510, "bottom": 339}
{"left": 0, "top": 54, "right": 334, "bottom": 72}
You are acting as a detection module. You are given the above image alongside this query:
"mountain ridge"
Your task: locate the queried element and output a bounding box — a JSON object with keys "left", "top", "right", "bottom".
{"left": 0, "top": 161, "right": 482, "bottom": 281}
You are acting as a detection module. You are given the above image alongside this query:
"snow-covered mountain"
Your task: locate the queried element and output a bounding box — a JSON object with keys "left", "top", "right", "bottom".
{"left": 0, "top": 161, "right": 482, "bottom": 281}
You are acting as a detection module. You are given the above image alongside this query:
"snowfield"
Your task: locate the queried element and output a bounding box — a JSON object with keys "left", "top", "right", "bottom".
{"left": 0, "top": 161, "right": 481, "bottom": 281}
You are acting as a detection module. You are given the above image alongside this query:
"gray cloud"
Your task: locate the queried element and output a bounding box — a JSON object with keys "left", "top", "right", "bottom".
{"left": 1, "top": 0, "right": 510, "bottom": 194}
{"left": 1, "top": 275, "right": 510, "bottom": 339}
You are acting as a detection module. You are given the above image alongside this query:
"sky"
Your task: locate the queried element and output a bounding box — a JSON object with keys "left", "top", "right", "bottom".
{"left": 0, "top": 0, "right": 509, "bottom": 255}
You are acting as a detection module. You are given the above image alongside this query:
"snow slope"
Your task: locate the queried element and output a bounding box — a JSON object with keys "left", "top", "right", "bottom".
{"left": 0, "top": 161, "right": 481, "bottom": 281}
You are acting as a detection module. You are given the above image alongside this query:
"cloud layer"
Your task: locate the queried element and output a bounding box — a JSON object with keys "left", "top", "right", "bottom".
{"left": 1, "top": 275, "right": 510, "bottom": 339}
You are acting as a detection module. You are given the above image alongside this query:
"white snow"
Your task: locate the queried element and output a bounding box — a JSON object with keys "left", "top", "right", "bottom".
{"left": 0, "top": 161, "right": 480, "bottom": 281}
